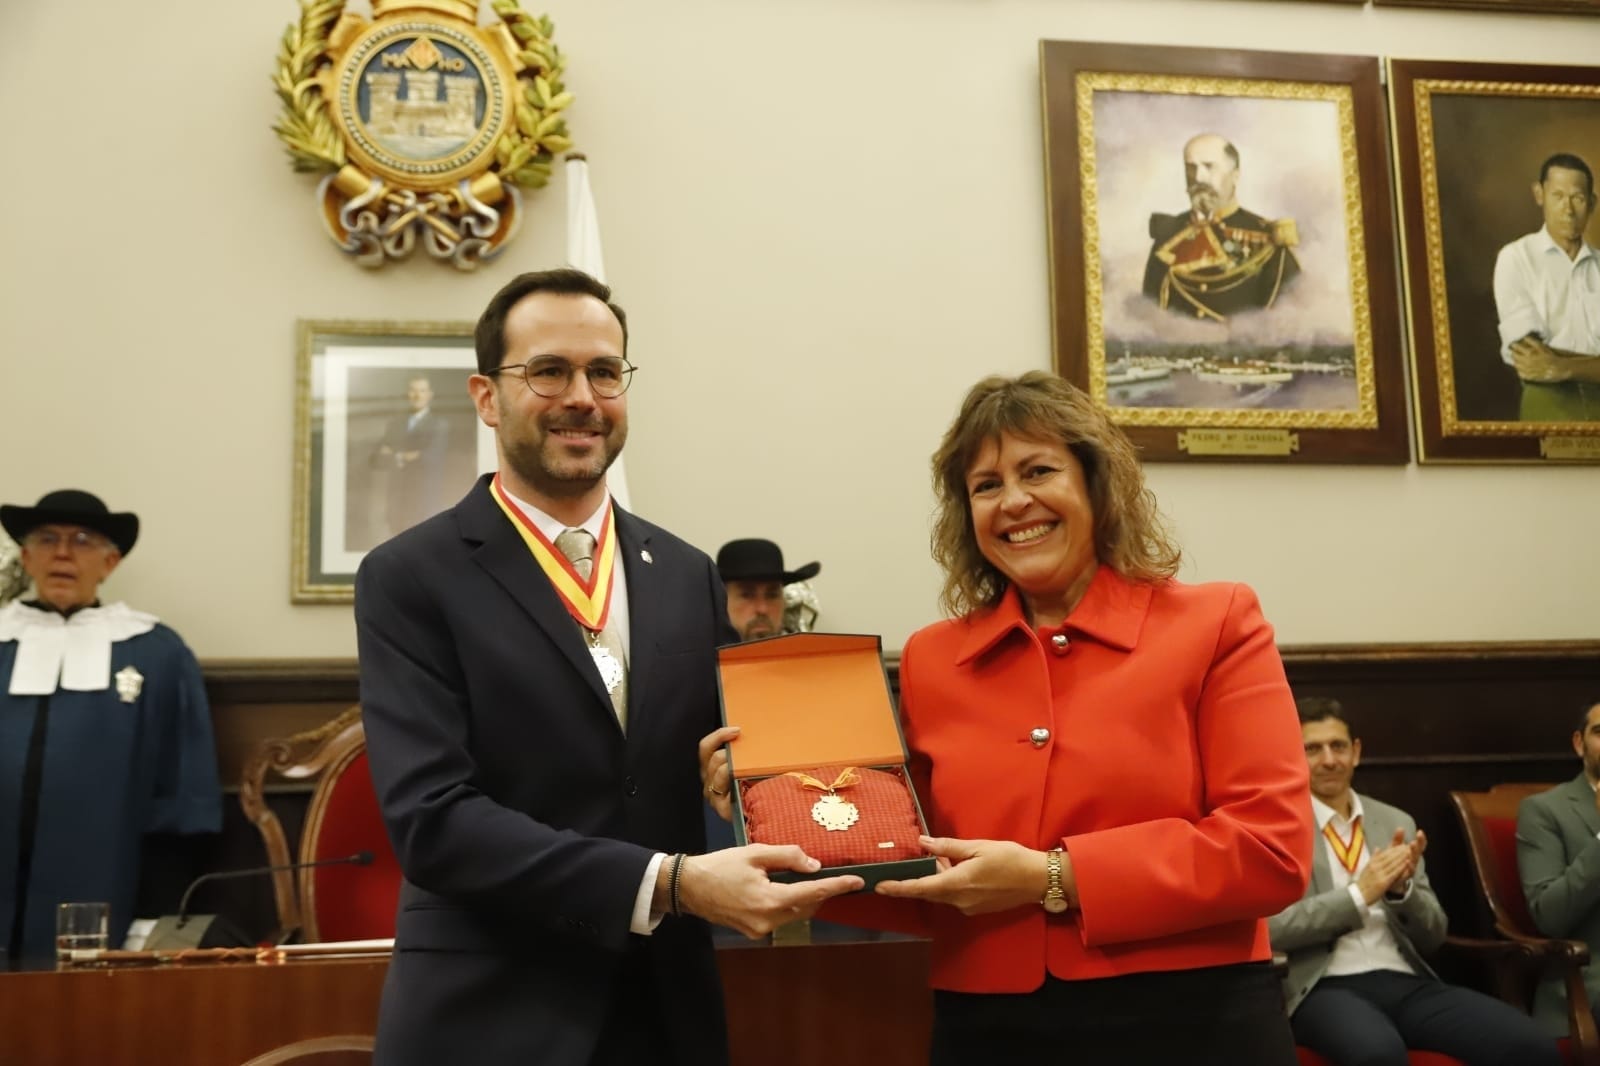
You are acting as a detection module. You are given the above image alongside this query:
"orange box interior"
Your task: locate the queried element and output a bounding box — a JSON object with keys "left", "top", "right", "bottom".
{"left": 717, "top": 633, "right": 904, "bottom": 778}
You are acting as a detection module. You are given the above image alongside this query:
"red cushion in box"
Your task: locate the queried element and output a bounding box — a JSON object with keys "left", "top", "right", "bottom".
{"left": 740, "top": 765, "right": 924, "bottom": 868}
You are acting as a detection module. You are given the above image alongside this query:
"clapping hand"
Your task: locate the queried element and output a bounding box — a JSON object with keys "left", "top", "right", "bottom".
{"left": 1356, "top": 827, "right": 1426, "bottom": 904}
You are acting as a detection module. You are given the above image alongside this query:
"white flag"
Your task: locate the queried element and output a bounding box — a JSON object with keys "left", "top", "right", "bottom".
{"left": 565, "top": 154, "right": 632, "bottom": 511}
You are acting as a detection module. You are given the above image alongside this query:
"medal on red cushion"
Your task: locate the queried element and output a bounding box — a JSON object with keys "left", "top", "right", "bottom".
{"left": 786, "top": 767, "right": 862, "bottom": 832}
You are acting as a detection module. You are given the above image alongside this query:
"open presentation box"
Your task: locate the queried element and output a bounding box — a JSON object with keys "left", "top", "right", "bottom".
{"left": 717, "top": 632, "right": 936, "bottom": 887}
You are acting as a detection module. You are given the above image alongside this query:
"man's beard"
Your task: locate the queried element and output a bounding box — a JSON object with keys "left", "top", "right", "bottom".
{"left": 1188, "top": 183, "right": 1220, "bottom": 218}
{"left": 502, "top": 409, "right": 627, "bottom": 498}
{"left": 740, "top": 616, "right": 781, "bottom": 641}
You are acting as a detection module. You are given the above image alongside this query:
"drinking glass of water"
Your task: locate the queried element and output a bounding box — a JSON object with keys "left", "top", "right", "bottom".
{"left": 56, "top": 902, "right": 109, "bottom": 963}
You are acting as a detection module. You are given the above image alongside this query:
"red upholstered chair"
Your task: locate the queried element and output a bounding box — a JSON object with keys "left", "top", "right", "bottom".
{"left": 1297, "top": 1051, "right": 1463, "bottom": 1066}
{"left": 1450, "top": 785, "right": 1600, "bottom": 1066}
{"left": 241, "top": 706, "right": 402, "bottom": 943}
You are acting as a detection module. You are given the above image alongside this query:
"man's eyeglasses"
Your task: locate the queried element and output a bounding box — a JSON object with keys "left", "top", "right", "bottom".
{"left": 24, "top": 529, "right": 111, "bottom": 553}
{"left": 484, "top": 356, "right": 635, "bottom": 399}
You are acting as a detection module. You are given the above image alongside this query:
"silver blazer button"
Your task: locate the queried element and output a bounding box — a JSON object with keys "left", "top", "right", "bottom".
{"left": 1030, "top": 727, "right": 1051, "bottom": 747}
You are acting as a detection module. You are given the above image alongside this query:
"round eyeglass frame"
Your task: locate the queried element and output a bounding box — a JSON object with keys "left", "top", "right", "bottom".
{"left": 484, "top": 356, "right": 636, "bottom": 399}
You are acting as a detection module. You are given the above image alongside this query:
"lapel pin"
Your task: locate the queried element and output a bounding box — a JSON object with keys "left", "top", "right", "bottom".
{"left": 641, "top": 549, "right": 653, "bottom": 564}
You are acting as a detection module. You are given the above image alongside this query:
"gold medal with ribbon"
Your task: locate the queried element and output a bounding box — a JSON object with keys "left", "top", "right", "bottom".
{"left": 489, "top": 475, "right": 622, "bottom": 689}
{"left": 787, "top": 767, "right": 862, "bottom": 832}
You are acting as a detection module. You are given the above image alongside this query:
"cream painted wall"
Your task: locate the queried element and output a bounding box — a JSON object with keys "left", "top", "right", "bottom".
{"left": 1, "top": 0, "right": 1596, "bottom": 658}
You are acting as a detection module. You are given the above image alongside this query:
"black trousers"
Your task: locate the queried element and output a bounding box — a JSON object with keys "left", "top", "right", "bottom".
{"left": 1291, "top": 970, "right": 1561, "bottom": 1066}
{"left": 930, "top": 961, "right": 1296, "bottom": 1066}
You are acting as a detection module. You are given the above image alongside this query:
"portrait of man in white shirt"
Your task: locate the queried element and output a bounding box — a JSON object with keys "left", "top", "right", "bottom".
{"left": 1492, "top": 152, "right": 1600, "bottom": 421}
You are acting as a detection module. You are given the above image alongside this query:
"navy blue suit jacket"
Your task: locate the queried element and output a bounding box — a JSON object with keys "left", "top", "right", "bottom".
{"left": 356, "top": 475, "right": 735, "bottom": 1066}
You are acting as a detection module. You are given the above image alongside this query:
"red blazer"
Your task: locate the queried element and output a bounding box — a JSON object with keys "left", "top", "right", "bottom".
{"left": 824, "top": 568, "right": 1312, "bottom": 993}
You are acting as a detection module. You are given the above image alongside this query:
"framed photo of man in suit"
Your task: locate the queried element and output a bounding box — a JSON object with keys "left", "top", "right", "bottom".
{"left": 292, "top": 320, "right": 495, "bottom": 602}
{"left": 1389, "top": 59, "right": 1600, "bottom": 463}
{"left": 1041, "top": 41, "right": 1409, "bottom": 463}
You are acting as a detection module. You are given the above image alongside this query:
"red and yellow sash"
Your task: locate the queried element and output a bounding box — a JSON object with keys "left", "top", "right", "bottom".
{"left": 1323, "top": 816, "right": 1364, "bottom": 876}
{"left": 489, "top": 473, "right": 616, "bottom": 633}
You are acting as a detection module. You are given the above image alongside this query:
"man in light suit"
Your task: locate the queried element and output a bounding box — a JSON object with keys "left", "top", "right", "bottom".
{"left": 1270, "top": 698, "right": 1557, "bottom": 1066}
{"left": 355, "top": 268, "right": 862, "bottom": 1066}
{"left": 1517, "top": 698, "right": 1600, "bottom": 1033}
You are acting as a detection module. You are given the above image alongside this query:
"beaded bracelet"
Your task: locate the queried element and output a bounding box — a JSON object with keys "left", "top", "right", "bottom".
{"left": 669, "top": 852, "right": 687, "bottom": 918}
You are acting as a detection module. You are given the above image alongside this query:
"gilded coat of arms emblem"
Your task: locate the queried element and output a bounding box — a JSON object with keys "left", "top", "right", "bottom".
{"left": 273, "top": 0, "right": 573, "bottom": 270}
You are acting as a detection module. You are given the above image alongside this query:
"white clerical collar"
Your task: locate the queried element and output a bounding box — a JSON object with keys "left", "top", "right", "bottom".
{"left": 501, "top": 485, "right": 612, "bottom": 544}
{"left": 0, "top": 600, "right": 159, "bottom": 695}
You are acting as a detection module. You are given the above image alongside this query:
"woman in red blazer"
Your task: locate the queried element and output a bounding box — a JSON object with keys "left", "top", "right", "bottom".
{"left": 818, "top": 371, "right": 1313, "bottom": 1065}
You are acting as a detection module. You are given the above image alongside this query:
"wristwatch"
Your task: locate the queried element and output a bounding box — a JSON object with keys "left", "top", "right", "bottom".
{"left": 1042, "top": 848, "right": 1069, "bottom": 914}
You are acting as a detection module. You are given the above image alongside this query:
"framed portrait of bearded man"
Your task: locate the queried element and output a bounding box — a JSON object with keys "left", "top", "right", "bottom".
{"left": 1041, "top": 41, "right": 1410, "bottom": 463}
{"left": 1390, "top": 58, "right": 1600, "bottom": 464}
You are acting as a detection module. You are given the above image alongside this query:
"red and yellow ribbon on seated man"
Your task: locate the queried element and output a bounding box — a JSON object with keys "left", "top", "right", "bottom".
{"left": 273, "top": 0, "right": 574, "bottom": 270}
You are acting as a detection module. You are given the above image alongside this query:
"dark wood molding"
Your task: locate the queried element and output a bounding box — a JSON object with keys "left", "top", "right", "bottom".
{"left": 195, "top": 642, "right": 1600, "bottom": 944}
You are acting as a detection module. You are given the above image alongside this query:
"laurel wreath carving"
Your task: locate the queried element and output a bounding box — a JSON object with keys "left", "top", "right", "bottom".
{"left": 271, "top": 0, "right": 573, "bottom": 189}
{"left": 490, "top": 0, "right": 573, "bottom": 189}
{"left": 273, "top": 0, "right": 346, "bottom": 172}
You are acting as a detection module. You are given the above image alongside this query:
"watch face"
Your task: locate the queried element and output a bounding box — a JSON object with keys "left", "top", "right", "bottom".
{"left": 1042, "top": 896, "right": 1070, "bottom": 914}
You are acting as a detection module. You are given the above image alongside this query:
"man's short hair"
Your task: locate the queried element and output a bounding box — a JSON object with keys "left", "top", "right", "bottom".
{"left": 473, "top": 268, "right": 629, "bottom": 375}
{"left": 1539, "top": 153, "right": 1595, "bottom": 198}
{"left": 1296, "top": 696, "right": 1353, "bottom": 736}
{"left": 1577, "top": 699, "right": 1600, "bottom": 735}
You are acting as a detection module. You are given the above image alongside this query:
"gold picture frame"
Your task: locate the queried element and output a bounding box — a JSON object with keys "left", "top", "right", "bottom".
{"left": 1041, "top": 41, "right": 1409, "bottom": 462}
{"left": 1390, "top": 59, "right": 1600, "bottom": 462}
{"left": 292, "top": 319, "right": 490, "bottom": 602}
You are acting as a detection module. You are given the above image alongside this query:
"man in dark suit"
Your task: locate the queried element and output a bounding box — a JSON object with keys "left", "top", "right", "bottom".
{"left": 355, "top": 268, "right": 862, "bottom": 1066}
{"left": 1271, "top": 698, "right": 1558, "bottom": 1066}
{"left": 370, "top": 375, "right": 450, "bottom": 535}
{"left": 1142, "top": 133, "right": 1301, "bottom": 322}
{"left": 1518, "top": 698, "right": 1600, "bottom": 1033}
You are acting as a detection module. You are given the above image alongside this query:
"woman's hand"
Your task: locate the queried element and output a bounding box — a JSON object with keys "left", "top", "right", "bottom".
{"left": 874, "top": 836, "right": 1065, "bottom": 916}
{"left": 698, "top": 725, "right": 740, "bottom": 822}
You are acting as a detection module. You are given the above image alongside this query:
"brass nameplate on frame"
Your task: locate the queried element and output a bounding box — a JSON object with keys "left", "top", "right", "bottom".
{"left": 1540, "top": 437, "right": 1600, "bottom": 462}
{"left": 273, "top": 0, "right": 574, "bottom": 270}
{"left": 1176, "top": 429, "right": 1300, "bottom": 457}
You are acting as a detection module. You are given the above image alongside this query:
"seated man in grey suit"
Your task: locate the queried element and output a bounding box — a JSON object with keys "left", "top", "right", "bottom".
{"left": 1271, "top": 698, "right": 1558, "bottom": 1066}
{"left": 1517, "top": 697, "right": 1600, "bottom": 1034}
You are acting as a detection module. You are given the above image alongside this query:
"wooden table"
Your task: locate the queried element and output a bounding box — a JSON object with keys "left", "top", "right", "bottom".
{"left": 0, "top": 938, "right": 931, "bottom": 1066}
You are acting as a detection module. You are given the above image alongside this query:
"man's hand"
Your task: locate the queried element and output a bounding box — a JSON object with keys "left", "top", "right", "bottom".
{"left": 875, "top": 837, "right": 1058, "bottom": 916}
{"left": 1511, "top": 335, "right": 1571, "bottom": 383}
{"left": 672, "top": 845, "right": 863, "bottom": 938}
{"left": 1356, "top": 828, "right": 1426, "bottom": 904}
{"left": 697, "top": 726, "right": 739, "bottom": 822}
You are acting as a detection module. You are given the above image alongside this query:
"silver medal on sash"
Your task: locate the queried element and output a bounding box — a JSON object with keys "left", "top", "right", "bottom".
{"left": 589, "top": 640, "right": 624, "bottom": 694}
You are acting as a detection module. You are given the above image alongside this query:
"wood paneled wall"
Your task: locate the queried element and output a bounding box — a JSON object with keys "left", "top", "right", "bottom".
{"left": 196, "top": 642, "right": 1600, "bottom": 942}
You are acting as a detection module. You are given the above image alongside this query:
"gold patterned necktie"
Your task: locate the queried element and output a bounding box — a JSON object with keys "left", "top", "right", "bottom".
{"left": 553, "top": 527, "right": 628, "bottom": 731}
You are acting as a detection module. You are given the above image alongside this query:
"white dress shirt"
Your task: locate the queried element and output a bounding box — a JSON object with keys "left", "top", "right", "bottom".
{"left": 1493, "top": 227, "right": 1600, "bottom": 361}
{"left": 1313, "top": 794, "right": 1416, "bottom": 978}
{"left": 500, "top": 487, "right": 665, "bottom": 935}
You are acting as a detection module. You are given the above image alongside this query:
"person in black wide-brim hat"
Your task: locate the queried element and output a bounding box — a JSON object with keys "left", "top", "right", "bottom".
{"left": 0, "top": 490, "right": 140, "bottom": 614}
{"left": 714, "top": 538, "right": 821, "bottom": 642}
{"left": 0, "top": 488, "right": 221, "bottom": 964}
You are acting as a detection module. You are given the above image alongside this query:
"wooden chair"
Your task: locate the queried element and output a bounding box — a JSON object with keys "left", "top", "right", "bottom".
{"left": 237, "top": 1034, "right": 375, "bottom": 1066}
{"left": 240, "top": 705, "right": 402, "bottom": 943}
{"left": 1450, "top": 783, "right": 1600, "bottom": 1066}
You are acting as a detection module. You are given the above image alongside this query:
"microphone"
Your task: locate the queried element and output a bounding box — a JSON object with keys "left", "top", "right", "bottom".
{"left": 142, "top": 852, "right": 374, "bottom": 951}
